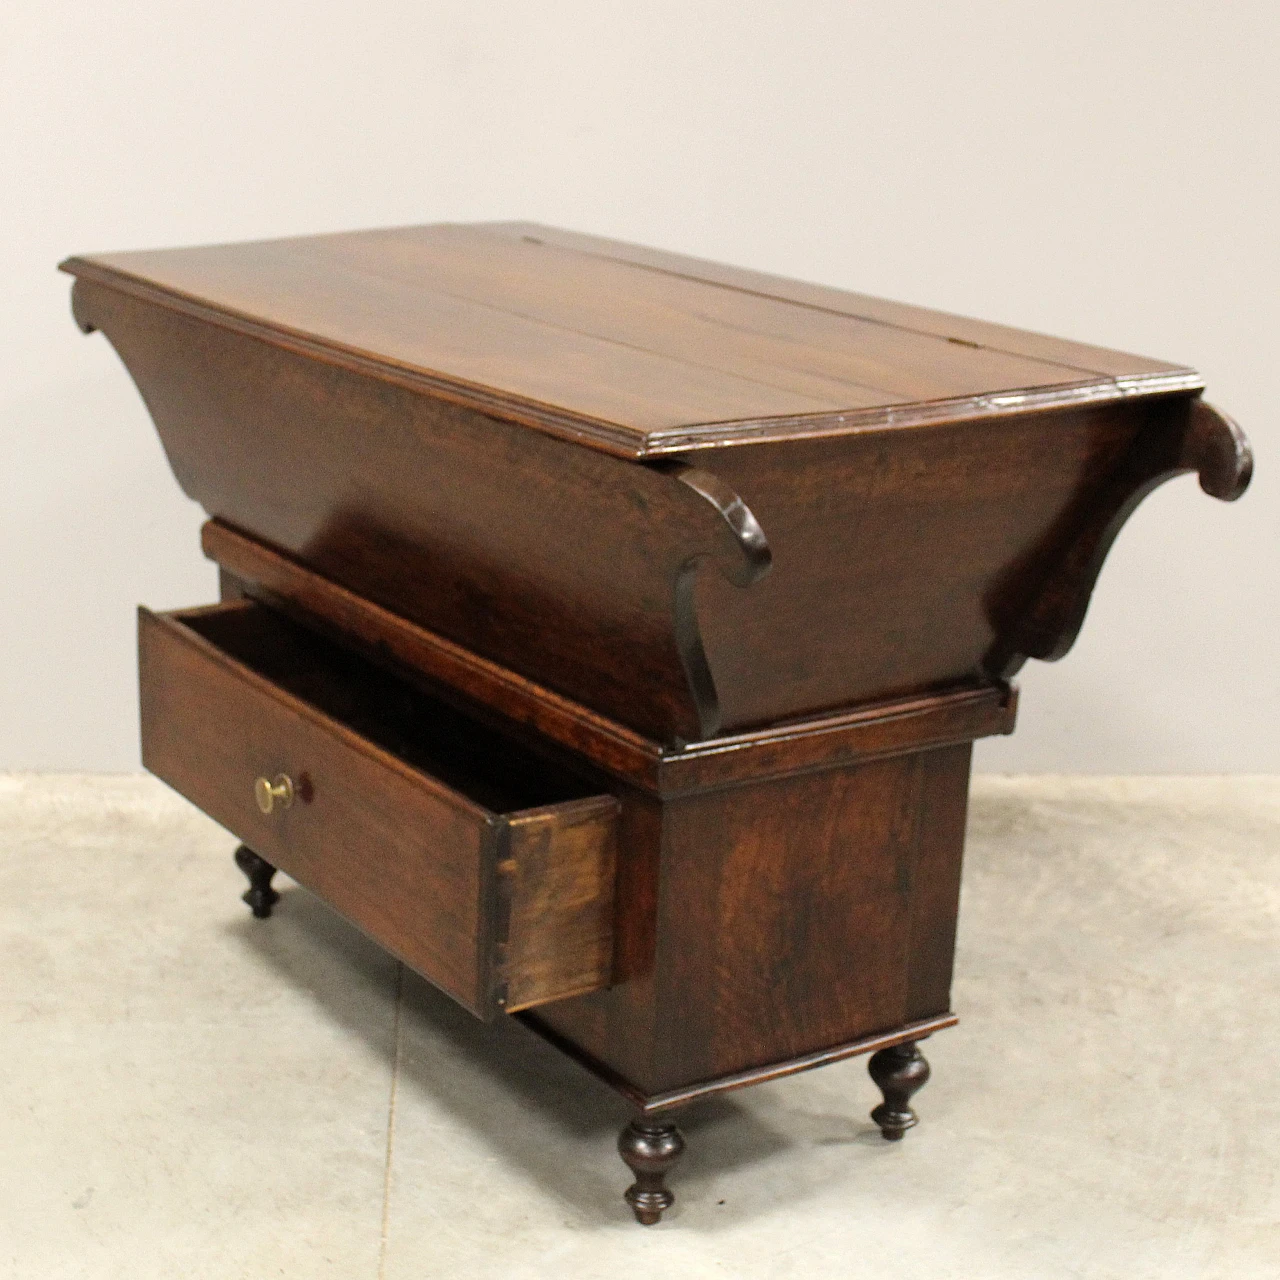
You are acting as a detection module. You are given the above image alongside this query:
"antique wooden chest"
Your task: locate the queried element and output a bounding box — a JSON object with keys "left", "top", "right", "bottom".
{"left": 61, "top": 222, "right": 1251, "bottom": 1224}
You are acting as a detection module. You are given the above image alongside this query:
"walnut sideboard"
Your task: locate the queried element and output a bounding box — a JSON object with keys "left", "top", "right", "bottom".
{"left": 61, "top": 222, "right": 1252, "bottom": 1225}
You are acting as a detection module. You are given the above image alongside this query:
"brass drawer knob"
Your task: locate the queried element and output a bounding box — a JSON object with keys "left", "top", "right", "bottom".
{"left": 254, "top": 773, "right": 295, "bottom": 814}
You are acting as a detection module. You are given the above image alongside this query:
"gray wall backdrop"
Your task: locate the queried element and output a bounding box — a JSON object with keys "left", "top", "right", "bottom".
{"left": 3, "top": 1, "right": 1276, "bottom": 772}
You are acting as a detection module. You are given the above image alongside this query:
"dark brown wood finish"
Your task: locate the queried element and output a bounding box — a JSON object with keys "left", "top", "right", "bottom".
{"left": 233, "top": 845, "right": 279, "bottom": 919}
{"left": 985, "top": 396, "right": 1251, "bottom": 676}
{"left": 530, "top": 743, "right": 977, "bottom": 1102}
{"left": 202, "top": 518, "right": 664, "bottom": 780}
{"left": 70, "top": 277, "right": 769, "bottom": 741}
{"left": 61, "top": 227, "right": 1248, "bottom": 747}
{"left": 63, "top": 222, "right": 1201, "bottom": 456}
{"left": 690, "top": 396, "right": 1250, "bottom": 730}
{"left": 485, "top": 222, "right": 1197, "bottom": 384}
{"left": 618, "top": 1119, "right": 685, "bottom": 1226}
{"left": 138, "top": 601, "right": 618, "bottom": 1018}
{"left": 521, "top": 1012, "right": 956, "bottom": 1114}
{"left": 63, "top": 222, "right": 1252, "bottom": 1224}
{"left": 203, "top": 517, "right": 1017, "bottom": 794}
{"left": 868, "top": 1040, "right": 931, "bottom": 1140}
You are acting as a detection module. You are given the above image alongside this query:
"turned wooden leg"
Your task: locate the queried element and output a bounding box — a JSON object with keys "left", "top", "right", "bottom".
{"left": 869, "top": 1040, "right": 930, "bottom": 1140}
{"left": 234, "top": 845, "right": 280, "bottom": 919}
{"left": 618, "top": 1118, "right": 685, "bottom": 1225}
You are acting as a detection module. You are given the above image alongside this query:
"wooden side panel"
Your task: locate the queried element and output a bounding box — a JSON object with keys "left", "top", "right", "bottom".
{"left": 656, "top": 756, "right": 926, "bottom": 1086}
{"left": 694, "top": 403, "right": 1150, "bottom": 728}
{"left": 501, "top": 798, "right": 619, "bottom": 1012}
{"left": 904, "top": 745, "right": 973, "bottom": 1020}
{"left": 82, "top": 280, "right": 733, "bottom": 742}
{"left": 139, "top": 604, "right": 494, "bottom": 1016}
{"left": 534, "top": 746, "right": 975, "bottom": 1096}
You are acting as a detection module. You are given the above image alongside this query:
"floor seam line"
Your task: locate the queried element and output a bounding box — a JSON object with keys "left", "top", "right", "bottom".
{"left": 377, "top": 963, "right": 405, "bottom": 1279}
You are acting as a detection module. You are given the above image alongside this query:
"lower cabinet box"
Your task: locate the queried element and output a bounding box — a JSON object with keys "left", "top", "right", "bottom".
{"left": 138, "top": 601, "right": 619, "bottom": 1018}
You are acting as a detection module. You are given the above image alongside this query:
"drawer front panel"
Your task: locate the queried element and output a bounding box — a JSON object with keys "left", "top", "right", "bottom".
{"left": 141, "top": 603, "right": 496, "bottom": 1015}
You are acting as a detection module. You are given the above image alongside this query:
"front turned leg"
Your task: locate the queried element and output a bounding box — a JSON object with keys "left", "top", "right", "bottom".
{"left": 618, "top": 1118, "right": 685, "bottom": 1225}
{"left": 869, "top": 1040, "right": 930, "bottom": 1140}
{"left": 234, "top": 846, "right": 279, "bottom": 919}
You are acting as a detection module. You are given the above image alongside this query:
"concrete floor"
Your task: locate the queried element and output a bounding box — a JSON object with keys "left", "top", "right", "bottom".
{"left": 1, "top": 774, "right": 1276, "bottom": 1279}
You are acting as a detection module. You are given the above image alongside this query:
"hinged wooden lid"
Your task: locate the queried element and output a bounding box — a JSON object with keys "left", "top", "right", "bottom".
{"left": 61, "top": 221, "right": 1202, "bottom": 459}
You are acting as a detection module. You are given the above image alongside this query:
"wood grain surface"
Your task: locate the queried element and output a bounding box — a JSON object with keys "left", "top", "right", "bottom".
{"left": 61, "top": 221, "right": 1201, "bottom": 457}
{"left": 531, "top": 743, "right": 976, "bottom": 1098}
{"left": 65, "top": 231, "right": 1246, "bottom": 745}
{"left": 204, "top": 517, "right": 1017, "bottom": 794}
{"left": 138, "top": 601, "right": 618, "bottom": 1018}
{"left": 65, "top": 224, "right": 1253, "bottom": 1114}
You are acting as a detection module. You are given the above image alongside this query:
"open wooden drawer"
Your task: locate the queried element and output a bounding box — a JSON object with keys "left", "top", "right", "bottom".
{"left": 138, "top": 600, "right": 619, "bottom": 1019}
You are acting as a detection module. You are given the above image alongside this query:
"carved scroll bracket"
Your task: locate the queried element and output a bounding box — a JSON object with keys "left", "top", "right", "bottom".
{"left": 1183, "top": 399, "right": 1253, "bottom": 501}
{"left": 988, "top": 397, "right": 1252, "bottom": 679}
{"left": 70, "top": 279, "right": 99, "bottom": 335}
{"left": 657, "top": 463, "right": 773, "bottom": 742}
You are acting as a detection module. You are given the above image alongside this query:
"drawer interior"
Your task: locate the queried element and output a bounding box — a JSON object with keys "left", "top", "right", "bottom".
{"left": 181, "top": 602, "right": 601, "bottom": 815}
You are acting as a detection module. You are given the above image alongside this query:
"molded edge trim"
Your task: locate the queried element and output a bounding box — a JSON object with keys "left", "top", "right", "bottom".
{"left": 642, "top": 371, "right": 1206, "bottom": 454}
{"left": 63, "top": 266, "right": 1203, "bottom": 459}
{"left": 659, "top": 683, "right": 1017, "bottom": 797}
{"left": 515, "top": 1011, "right": 958, "bottom": 1114}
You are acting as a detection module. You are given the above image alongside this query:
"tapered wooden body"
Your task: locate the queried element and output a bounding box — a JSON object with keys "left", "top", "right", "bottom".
{"left": 64, "top": 224, "right": 1249, "bottom": 744}
{"left": 62, "top": 222, "right": 1251, "bottom": 1111}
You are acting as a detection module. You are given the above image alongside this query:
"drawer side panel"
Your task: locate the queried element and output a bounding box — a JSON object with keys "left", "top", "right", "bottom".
{"left": 501, "top": 798, "right": 619, "bottom": 1012}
